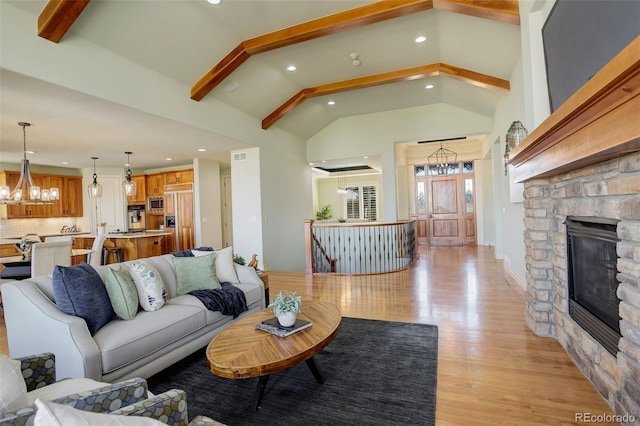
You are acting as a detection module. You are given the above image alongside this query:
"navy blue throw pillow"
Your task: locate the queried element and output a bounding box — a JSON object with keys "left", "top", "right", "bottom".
{"left": 52, "top": 262, "right": 114, "bottom": 335}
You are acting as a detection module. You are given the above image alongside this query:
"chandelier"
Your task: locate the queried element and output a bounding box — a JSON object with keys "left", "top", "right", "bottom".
{"left": 427, "top": 142, "right": 457, "bottom": 175}
{"left": 122, "top": 151, "right": 137, "bottom": 197}
{"left": 0, "top": 122, "right": 60, "bottom": 205}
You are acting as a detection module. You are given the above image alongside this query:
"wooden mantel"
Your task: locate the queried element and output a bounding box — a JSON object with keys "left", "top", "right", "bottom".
{"left": 509, "top": 36, "right": 640, "bottom": 183}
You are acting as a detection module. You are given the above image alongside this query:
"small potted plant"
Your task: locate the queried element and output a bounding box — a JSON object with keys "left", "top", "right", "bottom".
{"left": 268, "top": 291, "right": 302, "bottom": 327}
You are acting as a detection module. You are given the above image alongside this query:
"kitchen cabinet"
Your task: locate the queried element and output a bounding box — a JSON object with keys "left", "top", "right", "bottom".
{"left": 145, "top": 173, "right": 164, "bottom": 197}
{"left": 164, "top": 169, "right": 193, "bottom": 185}
{"left": 46, "top": 175, "right": 83, "bottom": 217}
{"left": 1, "top": 172, "right": 82, "bottom": 219}
{"left": 127, "top": 175, "right": 147, "bottom": 205}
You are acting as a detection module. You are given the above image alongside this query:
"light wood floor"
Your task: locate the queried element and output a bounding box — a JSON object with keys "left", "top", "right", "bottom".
{"left": 0, "top": 246, "right": 616, "bottom": 425}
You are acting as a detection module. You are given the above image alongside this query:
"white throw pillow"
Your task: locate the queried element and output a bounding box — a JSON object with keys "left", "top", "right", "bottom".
{"left": 129, "top": 260, "right": 167, "bottom": 311}
{"left": 34, "top": 398, "right": 165, "bottom": 425}
{"left": 27, "top": 378, "right": 108, "bottom": 404}
{"left": 193, "top": 246, "right": 239, "bottom": 284}
{"left": 0, "top": 354, "right": 28, "bottom": 413}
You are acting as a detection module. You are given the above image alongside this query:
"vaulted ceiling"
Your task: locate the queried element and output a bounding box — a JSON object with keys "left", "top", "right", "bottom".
{"left": 0, "top": 0, "right": 522, "bottom": 169}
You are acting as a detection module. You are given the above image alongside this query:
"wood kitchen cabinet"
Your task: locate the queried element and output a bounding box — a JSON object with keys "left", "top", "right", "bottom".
{"left": 0, "top": 172, "right": 83, "bottom": 218}
{"left": 46, "top": 175, "right": 83, "bottom": 217}
{"left": 164, "top": 169, "right": 193, "bottom": 185}
{"left": 127, "top": 175, "right": 147, "bottom": 205}
{"left": 145, "top": 173, "right": 164, "bottom": 196}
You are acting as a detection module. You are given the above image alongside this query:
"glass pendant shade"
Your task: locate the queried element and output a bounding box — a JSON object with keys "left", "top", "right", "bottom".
{"left": 122, "top": 151, "right": 137, "bottom": 197}
{"left": 88, "top": 157, "right": 103, "bottom": 199}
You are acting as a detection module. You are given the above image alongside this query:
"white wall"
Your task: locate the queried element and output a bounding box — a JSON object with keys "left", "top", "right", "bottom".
{"left": 193, "top": 158, "right": 222, "bottom": 248}
{"left": 230, "top": 148, "right": 263, "bottom": 268}
{"left": 258, "top": 138, "right": 313, "bottom": 271}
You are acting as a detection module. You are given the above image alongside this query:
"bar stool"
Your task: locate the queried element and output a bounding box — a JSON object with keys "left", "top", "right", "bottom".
{"left": 102, "top": 247, "right": 123, "bottom": 265}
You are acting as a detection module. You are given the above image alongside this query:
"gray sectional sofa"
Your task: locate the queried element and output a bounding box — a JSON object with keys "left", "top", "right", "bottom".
{"left": 1, "top": 253, "right": 266, "bottom": 382}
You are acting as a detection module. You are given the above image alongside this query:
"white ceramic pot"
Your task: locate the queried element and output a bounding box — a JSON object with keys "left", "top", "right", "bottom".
{"left": 277, "top": 312, "right": 297, "bottom": 327}
{"left": 97, "top": 226, "right": 106, "bottom": 235}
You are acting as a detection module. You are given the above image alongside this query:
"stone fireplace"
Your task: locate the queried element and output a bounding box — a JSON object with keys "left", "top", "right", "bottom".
{"left": 510, "top": 37, "right": 640, "bottom": 419}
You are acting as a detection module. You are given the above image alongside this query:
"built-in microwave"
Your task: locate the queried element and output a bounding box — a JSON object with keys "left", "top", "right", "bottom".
{"left": 147, "top": 196, "right": 164, "bottom": 213}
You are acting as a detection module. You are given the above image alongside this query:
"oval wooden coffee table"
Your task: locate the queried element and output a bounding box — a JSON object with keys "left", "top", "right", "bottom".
{"left": 206, "top": 300, "right": 341, "bottom": 410}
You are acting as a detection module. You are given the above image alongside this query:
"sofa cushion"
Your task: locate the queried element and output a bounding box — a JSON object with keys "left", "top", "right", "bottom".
{"left": 93, "top": 305, "right": 206, "bottom": 374}
{"left": 173, "top": 253, "right": 220, "bottom": 295}
{"left": 104, "top": 267, "right": 139, "bottom": 320}
{"left": 130, "top": 260, "right": 167, "bottom": 312}
{"left": 34, "top": 399, "right": 164, "bottom": 425}
{"left": 52, "top": 263, "right": 114, "bottom": 334}
{"left": 0, "top": 354, "right": 29, "bottom": 414}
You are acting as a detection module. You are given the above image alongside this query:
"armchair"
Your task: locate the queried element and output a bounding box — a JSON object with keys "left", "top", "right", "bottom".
{"left": 0, "top": 353, "right": 224, "bottom": 426}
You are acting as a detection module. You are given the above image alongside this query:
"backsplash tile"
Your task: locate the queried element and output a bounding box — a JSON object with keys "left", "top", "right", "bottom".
{"left": 0, "top": 217, "right": 90, "bottom": 239}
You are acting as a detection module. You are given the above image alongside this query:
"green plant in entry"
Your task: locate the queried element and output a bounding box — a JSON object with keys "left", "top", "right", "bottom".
{"left": 316, "top": 204, "right": 332, "bottom": 220}
{"left": 233, "top": 254, "right": 245, "bottom": 265}
{"left": 268, "top": 291, "right": 302, "bottom": 316}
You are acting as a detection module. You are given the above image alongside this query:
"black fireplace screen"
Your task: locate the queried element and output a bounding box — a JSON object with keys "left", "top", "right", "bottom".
{"left": 566, "top": 216, "right": 621, "bottom": 355}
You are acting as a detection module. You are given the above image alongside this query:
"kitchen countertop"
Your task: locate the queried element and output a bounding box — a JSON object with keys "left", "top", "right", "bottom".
{"left": 83, "top": 232, "right": 172, "bottom": 238}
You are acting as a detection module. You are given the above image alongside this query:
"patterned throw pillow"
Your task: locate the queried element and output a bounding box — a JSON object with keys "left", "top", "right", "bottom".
{"left": 129, "top": 260, "right": 167, "bottom": 312}
{"left": 173, "top": 253, "right": 221, "bottom": 295}
{"left": 104, "top": 267, "right": 139, "bottom": 320}
{"left": 52, "top": 263, "right": 114, "bottom": 334}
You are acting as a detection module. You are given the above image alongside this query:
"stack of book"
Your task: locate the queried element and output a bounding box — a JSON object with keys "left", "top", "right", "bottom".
{"left": 255, "top": 317, "right": 312, "bottom": 337}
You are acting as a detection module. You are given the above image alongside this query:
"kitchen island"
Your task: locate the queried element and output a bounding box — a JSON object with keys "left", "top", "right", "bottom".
{"left": 74, "top": 232, "right": 173, "bottom": 263}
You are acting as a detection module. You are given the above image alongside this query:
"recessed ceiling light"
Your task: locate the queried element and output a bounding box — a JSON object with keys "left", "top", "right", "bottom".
{"left": 286, "top": 65, "right": 297, "bottom": 72}
{"left": 309, "top": 162, "right": 315, "bottom": 166}
{"left": 207, "top": 0, "right": 222, "bottom": 4}
{"left": 198, "top": 148, "right": 206, "bottom": 152}
{"left": 61, "top": 161, "right": 69, "bottom": 165}
{"left": 363, "top": 156, "right": 369, "bottom": 159}
{"left": 26, "top": 150, "right": 35, "bottom": 154}
{"left": 322, "top": 160, "right": 327, "bottom": 163}
{"left": 166, "top": 157, "right": 173, "bottom": 161}
{"left": 415, "top": 36, "right": 427, "bottom": 43}
{"left": 425, "top": 84, "right": 434, "bottom": 89}
{"left": 327, "top": 100, "right": 335, "bottom": 106}
{"left": 221, "top": 80, "right": 238, "bottom": 92}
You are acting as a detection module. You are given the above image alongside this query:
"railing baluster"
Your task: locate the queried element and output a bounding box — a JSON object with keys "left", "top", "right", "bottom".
{"left": 306, "top": 220, "right": 417, "bottom": 275}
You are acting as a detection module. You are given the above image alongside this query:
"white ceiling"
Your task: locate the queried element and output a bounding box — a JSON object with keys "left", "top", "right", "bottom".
{"left": 0, "top": 0, "right": 521, "bottom": 170}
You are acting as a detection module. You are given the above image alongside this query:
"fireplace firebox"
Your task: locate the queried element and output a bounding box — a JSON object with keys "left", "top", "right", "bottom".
{"left": 566, "top": 216, "right": 621, "bottom": 356}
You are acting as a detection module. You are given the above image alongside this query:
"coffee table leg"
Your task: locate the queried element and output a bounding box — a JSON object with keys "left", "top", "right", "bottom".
{"left": 305, "top": 357, "right": 325, "bottom": 384}
{"left": 252, "top": 375, "right": 269, "bottom": 411}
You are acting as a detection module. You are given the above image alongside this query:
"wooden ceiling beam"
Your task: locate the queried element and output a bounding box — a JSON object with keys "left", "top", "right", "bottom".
{"left": 433, "top": 0, "right": 520, "bottom": 26}
{"left": 262, "top": 63, "right": 510, "bottom": 129}
{"left": 38, "top": 0, "right": 91, "bottom": 43}
{"left": 191, "top": 0, "right": 433, "bottom": 101}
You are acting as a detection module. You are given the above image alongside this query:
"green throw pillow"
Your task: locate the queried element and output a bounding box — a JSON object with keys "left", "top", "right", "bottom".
{"left": 104, "top": 267, "right": 139, "bottom": 320}
{"left": 173, "top": 253, "right": 220, "bottom": 295}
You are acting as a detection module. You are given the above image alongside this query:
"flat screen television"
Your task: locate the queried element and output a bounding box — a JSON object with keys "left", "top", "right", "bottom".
{"left": 542, "top": 0, "right": 640, "bottom": 113}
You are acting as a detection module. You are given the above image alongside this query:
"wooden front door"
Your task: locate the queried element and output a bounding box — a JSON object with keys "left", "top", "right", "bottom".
{"left": 428, "top": 176, "right": 462, "bottom": 245}
{"left": 413, "top": 162, "right": 477, "bottom": 246}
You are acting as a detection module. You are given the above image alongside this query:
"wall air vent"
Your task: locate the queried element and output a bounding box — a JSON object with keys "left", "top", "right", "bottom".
{"left": 233, "top": 152, "right": 247, "bottom": 161}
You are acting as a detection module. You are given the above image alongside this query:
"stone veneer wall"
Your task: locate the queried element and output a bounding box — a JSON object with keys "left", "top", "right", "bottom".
{"left": 522, "top": 151, "right": 640, "bottom": 420}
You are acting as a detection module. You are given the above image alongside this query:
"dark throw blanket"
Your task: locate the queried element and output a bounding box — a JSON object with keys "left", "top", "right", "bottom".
{"left": 189, "top": 282, "right": 248, "bottom": 318}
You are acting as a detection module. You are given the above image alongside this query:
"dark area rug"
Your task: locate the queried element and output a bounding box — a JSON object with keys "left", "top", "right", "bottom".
{"left": 147, "top": 317, "right": 438, "bottom": 426}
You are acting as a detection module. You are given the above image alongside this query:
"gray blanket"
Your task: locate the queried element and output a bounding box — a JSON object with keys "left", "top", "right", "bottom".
{"left": 189, "top": 282, "right": 248, "bottom": 319}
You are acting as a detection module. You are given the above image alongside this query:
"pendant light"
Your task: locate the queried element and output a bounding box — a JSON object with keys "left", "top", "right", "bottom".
{"left": 88, "top": 157, "right": 103, "bottom": 198}
{"left": 122, "top": 151, "right": 137, "bottom": 197}
{"left": 427, "top": 142, "right": 457, "bottom": 175}
{"left": 0, "top": 122, "right": 60, "bottom": 205}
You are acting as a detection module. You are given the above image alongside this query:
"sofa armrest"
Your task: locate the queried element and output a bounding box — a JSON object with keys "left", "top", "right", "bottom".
{"left": 234, "top": 264, "right": 266, "bottom": 308}
{"left": 1, "top": 281, "right": 103, "bottom": 380}
{"left": 53, "top": 377, "right": 148, "bottom": 413}
{"left": 17, "top": 352, "right": 56, "bottom": 391}
{"left": 110, "top": 388, "right": 188, "bottom": 426}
